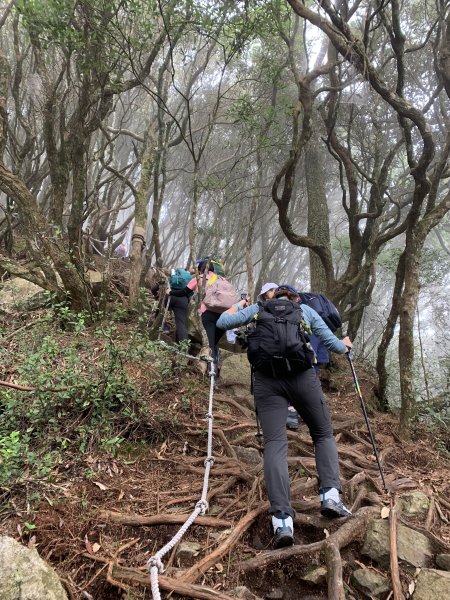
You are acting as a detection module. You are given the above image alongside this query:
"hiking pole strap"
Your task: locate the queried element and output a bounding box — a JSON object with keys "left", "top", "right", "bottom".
{"left": 347, "top": 352, "right": 389, "bottom": 493}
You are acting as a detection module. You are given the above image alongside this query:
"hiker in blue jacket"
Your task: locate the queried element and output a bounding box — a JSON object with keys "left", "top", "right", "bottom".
{"left": 257, "top": 282, "right": 300, "bottom": 431}
{"left": 217, "top": 285, "right": 353, "bottom": 549}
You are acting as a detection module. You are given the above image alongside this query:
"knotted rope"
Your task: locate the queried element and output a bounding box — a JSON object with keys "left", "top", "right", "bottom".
{"left": 147, "top": 360, "right": 217, "bottom": 599}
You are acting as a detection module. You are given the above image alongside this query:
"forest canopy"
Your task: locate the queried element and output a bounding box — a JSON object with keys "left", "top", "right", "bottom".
{"left": 0, "top": 0, "right": 449, "bottom": 435}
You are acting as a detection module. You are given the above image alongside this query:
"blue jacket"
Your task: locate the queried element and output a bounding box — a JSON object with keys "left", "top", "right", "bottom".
{"left": 309, "top": 334, "right": 330, "bottom": 364}
{"left": 217, "top": 303, "right": 347, "bottom": 355}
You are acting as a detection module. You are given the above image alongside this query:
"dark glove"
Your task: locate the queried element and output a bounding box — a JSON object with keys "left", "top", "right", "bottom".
{"left": 235, "top": 329, "right": 248, "bottom": 349}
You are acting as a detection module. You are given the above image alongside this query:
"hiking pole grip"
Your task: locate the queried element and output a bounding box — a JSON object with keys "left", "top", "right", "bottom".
{"left": 347, "top": 352, "right": 389, "bottom": 494}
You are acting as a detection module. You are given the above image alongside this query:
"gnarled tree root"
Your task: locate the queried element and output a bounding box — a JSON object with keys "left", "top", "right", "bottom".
{"left": 98, "top": 510, "right": 231, "bottom": 528}
{"left": 111, "top": 565, "right": 238, "bottom": 600}
{"left": 239, "top": 506, "right": 378, "bottom": 575}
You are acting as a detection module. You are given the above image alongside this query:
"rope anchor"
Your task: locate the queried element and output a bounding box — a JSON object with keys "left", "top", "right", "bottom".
{"left": 195, "top": 499, "right": 209, "bottom": 515}
{"left": 148, "top": 556, "right": 164, "bottom": 574}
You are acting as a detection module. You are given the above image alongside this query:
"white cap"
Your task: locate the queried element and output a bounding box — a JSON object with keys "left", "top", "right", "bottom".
{"left": 257, "top": 282, "right": 279, "bottom": 302}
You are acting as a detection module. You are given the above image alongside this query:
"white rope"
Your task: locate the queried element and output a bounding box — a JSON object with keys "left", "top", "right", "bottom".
{"left": 147, "top": 361, "right": 216, "bottom": 599}
{"left": 156, "top": 339, "right": 212, "bottom": 364}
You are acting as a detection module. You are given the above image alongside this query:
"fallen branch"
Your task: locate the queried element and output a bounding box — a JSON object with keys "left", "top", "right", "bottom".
{"left": 0, "top": 379, "right": 86, "bottom": 392}
{"left": 0, "top": 316, "right": 46, "bottom": 342}
{"left": 389, "top": 498, "right": 405, "bottom": 600}
{"left": 98, "top": 511, "right": 231, "bottom": 528}
{"left": 435, "top": 501, "right": 449, "bottom": 524}
{"left": 425, "top": 497, "right": 435, "bottom": 530}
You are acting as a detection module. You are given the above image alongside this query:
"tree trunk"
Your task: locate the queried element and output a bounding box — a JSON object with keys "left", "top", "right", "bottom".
{"left": 305, "top": 132, "right": 331, "bottom": 292}
{"left": 189, "top": 166, "right": 208, "bottom": 348}
{"left": 129, "top": 127, "right": 156, "bottom": 307}
{"left": 0, "top": 49, "right": 8, "bottom": 158}
{"left": 67, "top": 137, "right": 87, "bottom": 262}
{"left": 0, "top": 164, "right": 90, "bottom": 310}
{"left": 376, "top": 253, "right": 405, "bottom": 411}
{"left": 398, "top": 238, "right": 421, "bottom": 437}
{"left": 150, "top": 123, "right": 168, "bottom": 269}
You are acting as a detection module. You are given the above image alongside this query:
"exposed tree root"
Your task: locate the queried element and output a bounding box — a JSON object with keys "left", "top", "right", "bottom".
{"left": 109, "top": 564, "right": 239, "bottom": 600}
{"left": 323, "top": 540, "right": 345, "bottom": 600}
{"left": 181, "top": 504, "right": 269, "bottom": 583}
{"left": 98, "top": 511, "right": 231, "bottom": 528}
{"left": 215, "top": 395, "right": 255, "bottom": 417}
{"left": 74, "top": 376, "right": 450, "bottom": 600}
{"left": 240, "top": 506, "right": 378, "bottom": 573}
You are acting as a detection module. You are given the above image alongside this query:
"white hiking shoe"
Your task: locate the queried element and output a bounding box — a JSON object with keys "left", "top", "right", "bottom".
{"left": 272, "top": 513, "right": 294, "bottom": 549}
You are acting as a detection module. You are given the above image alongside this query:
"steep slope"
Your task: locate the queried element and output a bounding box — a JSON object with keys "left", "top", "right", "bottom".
{"left": 1, "top": 313, "right": 450, "bottom": 599}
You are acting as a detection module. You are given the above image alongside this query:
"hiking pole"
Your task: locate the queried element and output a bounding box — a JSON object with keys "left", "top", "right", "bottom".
{"left": 347, "top": 352, "right": 389, "bottom": 493}
{"left": 158, "top": 296, "right": 171, "bottom": 341}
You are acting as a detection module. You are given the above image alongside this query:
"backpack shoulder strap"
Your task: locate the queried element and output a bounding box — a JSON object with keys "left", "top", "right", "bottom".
{"left": 207, "top": 273, "right": 219, "bottom": 285}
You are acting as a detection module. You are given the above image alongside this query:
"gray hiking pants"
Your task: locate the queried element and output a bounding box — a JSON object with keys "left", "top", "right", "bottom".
{"left": 253, "top": 368, "right": 341, "bottom": 518}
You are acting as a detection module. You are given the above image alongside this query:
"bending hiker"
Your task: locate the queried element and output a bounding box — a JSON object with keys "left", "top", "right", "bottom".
{"left": 166, "top": 268, "right": 194, "bottom": 343}
{"left": 187, "top": 258, "right": 238, "bottom": 376}
{"left": 299, "top": 291, "right": 342, "bottom": 375}
{"left": 284, "top": 290, "right": 343, "bottom": 431}
{"left": 217, "top": 284, "right": 353, "bottom": 549}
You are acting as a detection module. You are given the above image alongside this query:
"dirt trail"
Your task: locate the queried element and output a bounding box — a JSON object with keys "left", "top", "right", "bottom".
{"left": 2, "top": 351, "right": 450, "bottom": 599}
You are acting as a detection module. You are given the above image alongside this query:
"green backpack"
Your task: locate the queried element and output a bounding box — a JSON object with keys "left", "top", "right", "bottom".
{"left": 169, "top": 268, "right": 193, "bottom": 290}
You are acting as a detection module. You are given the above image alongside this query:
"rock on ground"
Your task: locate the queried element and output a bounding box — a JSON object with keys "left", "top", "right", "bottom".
{"left": 0, "top": 536, "right": 68, "bottom": 600}
{"left": 400, "top": 491, "right": 430, "bottom": 515}
{"left": 351, "top": 568, "right": 390, "bottom": 598}
{"left": 362, "top": 518, "right": 433, "bottom": 568}
{"left": 413, "top": 568, "right": 450, "bottom": 599}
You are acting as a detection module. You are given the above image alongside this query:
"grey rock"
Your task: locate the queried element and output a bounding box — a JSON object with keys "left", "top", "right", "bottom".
{"left": 220, "top": 353, "right": 251, "bottom": 387}
{"left": 362, "top": 518, "right": 433, "bottom": 568}
{"left": 301, "top": 566, "right": 328, "bottom": 585}
{"left": 0, "top": 278, "right": 47, "bottom": 312}
{"left": 352, "top": 568, "right": 390, "bottom": 598}
{"left": 0, "top": 536, "right": 68, "bottom": 600}
{"left": 231, "top": 586, "right": 264, "bottom": 600}
{"left": 400, "top": 491, "right": 430, "bottom": 515}
{"left": 175, "top": 541, "right": 202, "bottom": 566}
{"left": 412, "top": 568, "right": 450, "bottom": 599}
{"left": 265, "top": 589, "right": 283, "bottom": 599}
{"left": 232, "top": 445, "right": 262, "bottom": 466}
{"left": 436, "top": 554, "right": 450, "bottom": 571}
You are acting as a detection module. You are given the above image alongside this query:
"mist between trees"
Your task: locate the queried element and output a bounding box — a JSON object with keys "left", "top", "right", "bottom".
{"left": 0, "top": 0, "right": 449, "bottom": 437}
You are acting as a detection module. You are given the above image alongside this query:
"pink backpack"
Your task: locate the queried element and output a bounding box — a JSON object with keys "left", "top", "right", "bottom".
{"left": 203, "top": 274, "right": 239, "bottom": 313}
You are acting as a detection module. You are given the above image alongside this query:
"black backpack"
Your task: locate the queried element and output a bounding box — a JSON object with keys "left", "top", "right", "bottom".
{"left": 299, "top": 292, "right": 342, "bottom": 332}
{"left": 247, "top": 299, "right": 314, "bottom": 377}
